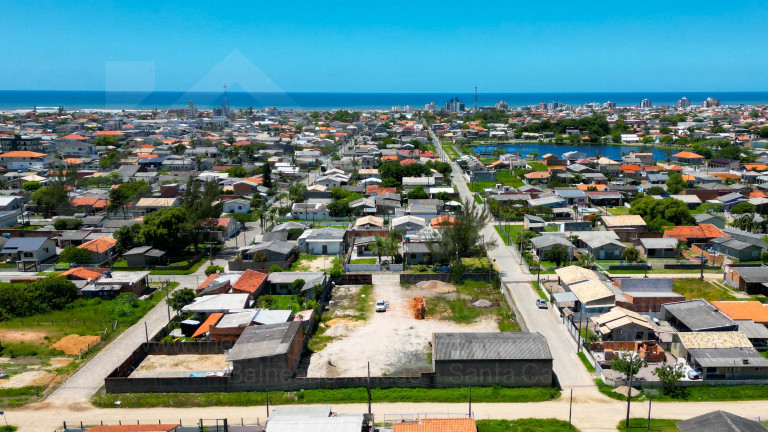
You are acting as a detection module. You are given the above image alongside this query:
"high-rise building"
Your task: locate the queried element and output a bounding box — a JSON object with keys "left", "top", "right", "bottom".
{"left": 425, "top": 102, "right": 436, "bottom": 112}
{"left": 677, "top": 97, "right": 691, "bottom": 109}
{"left": 604, "top": 101, "right": 617, "bottom": 109}
{"left": 538, "top": 102, "right": 547, "bottom": 111}
{"left": 185, "top": 101, "right": 197, "bottom": 119}
{"left": 213, "top": 84, "right": 231, "bottom": 117}
{"left": 547, "top": 101, "right": 560, "bottom": 111}
{"left": 495, "top": 100, "right": 509, "bottom": 110}
{"left": 640, "top": 98, "right": 652, "bottom": 108}
{"left": 445, "top": 97, "right": 465, "bottom": 113}
{"left": 702, "top": 97, "right": 721, "bottom": 108}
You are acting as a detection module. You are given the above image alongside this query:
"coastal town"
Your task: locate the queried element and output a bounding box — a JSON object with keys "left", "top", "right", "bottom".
{"left": 3, "top": 96, "right": 768, "bottom": 432}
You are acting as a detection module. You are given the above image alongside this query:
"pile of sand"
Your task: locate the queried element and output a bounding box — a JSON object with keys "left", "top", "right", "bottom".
{"left": 613, "top": 386, "right": 639, "bottom": 397}
{"left": 473, "top": 299, "right": 493, "bottom": 308}
{"left": 415, "top": 280, "right": 456, "bottom": 293}
{"left": 52, "top": 335, "right": 101, "bottom": 355}
{"left": 307, "top": 353, "right": 340, "bottom": 378}
{"left": 326, "top": 317, "right": 364, "bottom": 328}
{"left": 324, "top": 323, "right": 350, "bottom": 337}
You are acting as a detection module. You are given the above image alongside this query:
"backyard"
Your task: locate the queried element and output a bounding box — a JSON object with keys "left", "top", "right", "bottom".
{"left": 672, "top": 279, "right": 741, "bottom": 302}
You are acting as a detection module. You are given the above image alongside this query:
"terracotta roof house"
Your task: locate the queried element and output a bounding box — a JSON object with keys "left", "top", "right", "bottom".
{"left": 77, "top": 237, "right": 117, "bottom": 264}
{"left": 663, "top": 224, "right": 728, "bottom": 245}
{"left": 712, "top": 301, "right": 768, "bottom": 325}
{"left": 393, "top": 418, "right": 477, "bottom": 432}
{"left": 430, "top": 215, "right": 456, "bottom": 228}
{"left": 232, "top": 269, "right": 268, "bottom": 297}
{"left": 672, "top": 151, "right": 705, "bottom": 164}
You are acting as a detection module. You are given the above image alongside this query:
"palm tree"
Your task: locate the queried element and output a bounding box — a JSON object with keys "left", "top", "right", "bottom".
{"left": 385, "top": 235, "right": 400, "bottom": 262}
{"left": 254, "top": 208, "right": 266, "bottom": 232}
{"left": 369, "top": 235, "right": 387, "bottom": 264}
{"left": 674, "top": 241, "right": 686, "bottom": 260}
{"left": 621, "top": 246, "right": 641, "bottom": 263}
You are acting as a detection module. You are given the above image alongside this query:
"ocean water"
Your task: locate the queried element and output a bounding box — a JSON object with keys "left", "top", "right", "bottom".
{"left": 0, "top": 91, "right": 767, "bottom": 111}
{"left": 473, "top": 143, "right": 670, "bottom": 161}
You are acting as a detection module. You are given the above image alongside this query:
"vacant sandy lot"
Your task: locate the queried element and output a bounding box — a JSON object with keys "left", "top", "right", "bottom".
{"left": 0, "top": 370, "right": 55, "bottom": 388}
{"left": 134, "top": 354, "right": 229, "bottom": 372}
{"left": 0, "top": 329, "right": 50, "bottom": 343}
{"left": 305, "top": 255, "right": 335, "bottom": 272}
{"left": 307, "top": 275, "right": 497, "bottom": 378}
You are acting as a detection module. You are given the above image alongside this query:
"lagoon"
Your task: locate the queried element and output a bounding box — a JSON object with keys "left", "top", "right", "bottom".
{"left": 472, "top": 143, "right": 674, "bottom": 161}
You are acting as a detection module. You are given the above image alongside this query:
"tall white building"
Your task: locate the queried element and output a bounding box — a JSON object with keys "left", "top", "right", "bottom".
{"left": 185, "top": 101, "right": 197, "bottom": 119}
{"left": 677, "top": 97, "right": 691, "bottom": 109}
{"left": 640, "top": 98, "right": 652, "bottom": 108}
{"left": 702, "top": 97, "right": 721, "bottom": 108}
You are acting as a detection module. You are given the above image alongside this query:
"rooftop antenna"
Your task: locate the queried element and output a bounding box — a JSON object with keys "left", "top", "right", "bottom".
{"left": 474, "top": 87, "right": 478, "bottom": 111}
{"left": 223, "top": 83, "right": 229, "bottom": 109}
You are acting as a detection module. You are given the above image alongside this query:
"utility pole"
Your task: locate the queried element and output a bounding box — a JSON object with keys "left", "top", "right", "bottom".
{"left": 647, "top": 394, "right": 652, "bottom": 430}
{"left": 568, "top": 389, "right": 573, "bottom": 429}
{"left": 366, "top": 362, "right": 372, "bottom": 415}
{"left": 467, "top": 386, "right": 472, "bottom": 418}
{"left": 266, "top": 389, "right": 270, "bottom": 417}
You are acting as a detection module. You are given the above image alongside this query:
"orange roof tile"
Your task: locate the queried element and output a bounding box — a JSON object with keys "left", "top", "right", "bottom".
{"left": 577, "top": 184, "right": 607, "bottom": 191}
{"left": 232, "top": 269, "right": 268, "bottom": 294}
{"left": 393, "top": 418, "right": 477, "bottom": 432}
{"left": 0, "top": 151, "right": 47, "bottom": 158}
{"left": 78, "top": 237, "right": 117, "bottom": 253}
{"left": 85, "top": 425, "right": 179, "bottom": 432}
{"left": 191, "top": 313, "right": 223, "bottom": 338}
{"left": 663, "top": 224, "right": 728, "bottom": 241}
{"left": 712, "top": 301, "right": 768, "bottom": 324}
{"left": 430, "top": 215, "right": 456, "bottom": 228}
{"left": 61, "top": 267, "right": 109, "bottom": 281}
{"left": 381, "top": 155, "right": 399, "bottom": 161}
{"left": 682, "top": 174, "right": 696, "bottom": 181}
{"left": 93, "top": 131, "right": 125, "bottom": 136}
{"left": 672, "top": 151, "right": 704, "bottom": 159}
{"left": 196, "top": 272, "right": 219, "bottom": 292}
{"left": 524, "top": 171, "right": 550, "bottom": 179}
{"left": 62, "top": 133, "right": 89, "bottom": 140}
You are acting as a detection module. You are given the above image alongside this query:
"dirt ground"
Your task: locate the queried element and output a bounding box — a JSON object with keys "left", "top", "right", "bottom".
{"left": 305, "top": 256, "right": 335, "bottom": 272}
{"left": 307, "top": 276, "right": 498, "bottom": 378}
{"left": 0, "top": 370, "right": 55, "bottom": 388}
{"left": 134, "top": 354, "right": 229, "bottom": 372}
{"left": 0, "top": 329, "right": 50, "bottom": 343}
{"left": 51, "top": 335, "right": 101, "bottom": 355}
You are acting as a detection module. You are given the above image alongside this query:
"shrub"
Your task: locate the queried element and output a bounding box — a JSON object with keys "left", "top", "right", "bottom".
{"left": 205, "top": 265, "right": 224, "bottom": 276}
{"left": 269, "top": 264, "right": 283, "bottom": 273}
{"left": 53, "top": 218, "right": 83, "bottom": 230}
{"left": 58, "top": 245, "right": 93, "bottom": 264}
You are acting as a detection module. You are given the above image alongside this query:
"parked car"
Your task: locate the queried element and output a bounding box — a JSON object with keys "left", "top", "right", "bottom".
{"left": 375, "top": 300, "right": 390, "bottom": 312}
{"left": 687, "top": 369, "right": 702, "bottom": 380}
{"left": 535, "top": 299, "right": 548, "bottom": 309}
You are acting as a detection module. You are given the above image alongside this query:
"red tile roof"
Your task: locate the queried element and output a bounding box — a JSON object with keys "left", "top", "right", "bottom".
{"left": 430, "top": 215, "right": 456, "bottom": 228}
{"left": 393, "top": 418, "right": 476, "bottom": 432}
{"left": 0, "top": 151, "right": 47, "bottom": 158}
{"left": 663, "top": 224, "right": 728, "bottom": 241}
{"left": 191, "top": 313, "right": 223, "bottom": 338}
{"left": 673, "top": 151, "right": 704, "bottom": 159}
{"left": 232, "top": 269, "right": 268, "bottom": 294}
{"left": 61, "top": 267, "right": 109, "bottom": 281}
{"left": 78, "top": 237, "right": 117, "bottom": 253}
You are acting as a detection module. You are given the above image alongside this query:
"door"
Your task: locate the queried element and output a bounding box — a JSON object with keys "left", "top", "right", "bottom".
{"left": 322, "top": 245, "right": 328, "bottom": 254}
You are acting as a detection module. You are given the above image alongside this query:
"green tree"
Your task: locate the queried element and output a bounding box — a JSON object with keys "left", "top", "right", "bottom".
{"left": 621, "top": 246, "right": 641, "bottom": 263}
{"left": 644, "top": 186, "right": 665, "bottom": 196}
{"left": 262, "top": 162, "right": 272, "bottom": 188}
{"left": 225, "top": 166, "right": 247, "bottom": 178}
{"left": 139, "top": 207, "right": 189, "bottom": 253}
{"left": 731, "top": 201, "right": 756, "bottom": 215}
{"left": 611, "top": 352, "right": 647, "bottom": 428}
{"left": 53, "top": 218, "right": 83, "bottom": 230}
{"left": 113, "top": 224, "right": 143, "bottom": 255}
{"left": 167, "top": 288, "right": 196, "bottom": 312}
{"left": 427, "top": 198, "right": 496, "bottom": 264}
{"left": 653, "top": 362, "right": 686, "bottom": 397}
{"left": 31, "top": 184, "right": 70, "bottom": 216}
{"left": 93, "top": 136, "right": 120, "bottom": 147}
{"left": 407, "top": 186, "right": 429, "bottom": 200}
{"left": 58, "top": 245, "right": 92, "bottom": 264}
{"left": 26, "top": 276, "right": 77, "bottom": 311}
{"left": 108, "top": 181, "right": 152, "bottom": 218}
{"left": 289, "top": 183, "right": 307, "bottom": 203}
{"left": 21, "top": 181, "right": 42, "bottom": 193}
{"left": 269, "top": 264, "right": 283, "bottom": 273}
{"left": 369, "top": 235, "right": 387, "bottom": 264}
{"left": 665, "top": 172, "right": 687, "bottom": 194}
{"left": 547, "top": 243, "right": 569, "bottom": 267}
{"left": 181, "top": 179, "right": 223, "bottom": 252}
{"left": 99, "top": 150, "right": 121, "bottom": 169}
{"left": 109, "top": 292, "right": 139, "bottom": 318}
{"left": 292, "top": 278, "right": 306, "bottom": 293}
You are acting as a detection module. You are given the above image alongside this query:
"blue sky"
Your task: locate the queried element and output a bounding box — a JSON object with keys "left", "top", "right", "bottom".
{"left": 3, "top": 0, "right": 767, "bottom": 92}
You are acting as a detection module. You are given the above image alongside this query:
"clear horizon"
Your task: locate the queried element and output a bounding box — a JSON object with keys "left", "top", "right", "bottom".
{"left": 3, "top": 1, "right": 767, "bottom": 93}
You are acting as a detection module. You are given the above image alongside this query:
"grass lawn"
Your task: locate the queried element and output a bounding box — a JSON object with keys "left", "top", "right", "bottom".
{"left": 474, "top": 194, "right": 483, "bottom": 205}
{"left": 527, "top": 161, "right": 547, "bottom": 171}
{"left": 425, "top": 280, "right": 520, "bottom": 332}
{"left": 149, "top": 258, "right": 207, "bottom": 275}
{"left": 531, "top": 281, "right": 548, "bottom": 300}
{"left": 607, "top": 206, "right": 630, "bottom": 215}
{"left": 442, "top": 143, "right": 459, "bottom": 160}
{"left": 289, "top": 253, "right": 324, "bottom": 271}
{"left": 0, "top": 262, "right": 17, "bottom": 268}
{"left": 92, "top": 386, "right": 561, "bottom": 408}
{"left": 494, "top": 224, "right": 524, "bottom": 246}
{"left": 578, "top": 352, "right": 596, "bottom": 373}
{"left": 673, "top": 279, "right": 740, "bottom": 302}
{"left": 496, "top": 170, "right": 526, "bottom": 188}
{"left": 350, "top": 258, "right": 377, "bottom": 264}
{"left": 477, "top": 419, "right": 578, "bottom": 432}
{"left": 255, "top": 295, "right": 305, "bottom": 312}
{"left": 544, "top": 225, "right": 559, "bottom": 232}
{"left": 617, "top": 419, "right": 679, "bottom": 432}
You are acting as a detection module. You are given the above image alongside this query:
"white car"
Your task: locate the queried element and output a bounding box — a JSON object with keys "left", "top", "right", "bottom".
{"left": 375, "top": 300, "right": 390, "bottom": 312}
{"left": 535, "top": 299, "right": 548, "bottom": 309}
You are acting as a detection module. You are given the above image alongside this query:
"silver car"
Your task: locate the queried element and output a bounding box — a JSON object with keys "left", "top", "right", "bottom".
{"left": 375, "top": 300, "right": 390, "bottom": 312}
